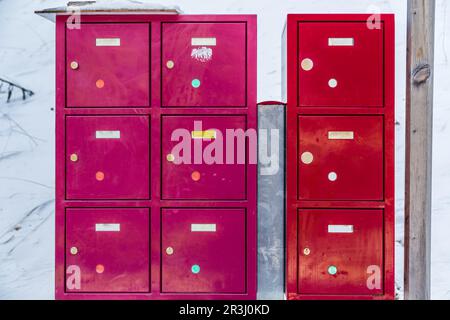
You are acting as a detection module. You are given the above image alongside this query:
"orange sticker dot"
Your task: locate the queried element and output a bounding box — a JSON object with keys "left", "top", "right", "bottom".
{"left": 96, "top": 264, "right": 105, "bottom": 274}
{"left": 96, "top": 79, "right": 105, "bottom": 88}
{"left": 96, "top": 171, "right": 105, "bottom": 181}
{"left": 191, "top": 171, "right": 201, "bottom": 181}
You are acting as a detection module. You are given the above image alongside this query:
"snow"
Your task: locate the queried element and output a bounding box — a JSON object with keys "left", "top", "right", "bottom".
{"left": 0, "top": 0, "right": 448, "bottom": 300}
{"left": 35, "top": 0, "right": 182, "bottom": 21}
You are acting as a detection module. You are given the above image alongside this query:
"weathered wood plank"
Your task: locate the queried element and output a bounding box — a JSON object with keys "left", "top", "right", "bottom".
{"left": 405, "top": 0, "right": 435, "bottom": 300}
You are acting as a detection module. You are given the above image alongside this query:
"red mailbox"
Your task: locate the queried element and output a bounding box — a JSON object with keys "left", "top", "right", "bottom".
{"left": 65, "top": 208, "right": 150, "bottom": 293}
{"left": 54, "top": 13, "right": 256, "bottom": 300}
{"left": 298, "top": 209, "right": 383, "bottom": 295}
{"left": 161, "top": 208, "right": 246, "bottom": 293}
{"left": 297, "top": 22, "right": 383, "bottom": 107}
{"left": 298, "top": 115, "right": 384, "bottom": 201}
{"left": 285, "top": 14, "right": 395, "bottom": 300}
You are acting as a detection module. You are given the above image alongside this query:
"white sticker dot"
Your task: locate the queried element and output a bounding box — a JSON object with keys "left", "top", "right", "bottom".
{"left": 328, "top": 78, "right": 338, "bottom": 88}
{"left": 328, "top": 172, "right": 337, "bottom": 181}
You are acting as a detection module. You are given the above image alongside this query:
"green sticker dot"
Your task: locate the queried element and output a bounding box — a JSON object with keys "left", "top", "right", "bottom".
{"left": 191, "top": 264, "right": 200, "bottom": 274}
{"left": 328, "top": 265, "right": 338, "bottom": 275}
{"left": 191, "top": 79, "right": 201, "bottom": 88}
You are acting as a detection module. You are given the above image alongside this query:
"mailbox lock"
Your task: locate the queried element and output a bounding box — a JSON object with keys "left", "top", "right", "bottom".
{"left": 191, "top": 264, "right": 201, "bottom": 274}
{"left": 165, "top": 247, "right": 174, "bottom": 255}
{"left": 70, "top": 246, "right": 78, "bottom": 255}
{"left": 166, "top": 154, "right": 175, "bottom": 162}
{"left": 166, "top": 60, "right": 175, "bottom": 69}
{"left": 191, "top": 171, "right": 201, "bottom": 181}
{"left": 303, "top": 247, "right": 311, "bottom": 256}
{"left": 96, "top": 79, "right": 105, "bottom": 89}
{"left": 301, "top": 151, "right": 314, "bottom": 164}
{"left": 328, "top": 265, "right": 338, "bottom": 275}
{"left": 96, "top": 264, "right": 105, "bottom": 274}
{"left": 96, "top": 171, "right": 105, "bottom": 181}
{"left": 191, "top": 79, "right": 201, "bottom": 88}
{"left": 70, "top": 61, "right": 79, "bottom": 70}
{"left": 328, "top": 78, "right": 338, "bottom": 88}
{"left": 70, "top": 153, "right": 78, "bottom": 162}
{"left": 328, "top": 172, "right": 338, "bottom": 182}
{"left": 301, "top": 58, "right": 314, "bottom": 71}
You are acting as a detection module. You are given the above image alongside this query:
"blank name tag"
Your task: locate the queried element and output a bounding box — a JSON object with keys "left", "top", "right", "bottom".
{"left": 96, "top": 130, "right": 121, "bottom": 139}
{"left": 191, "top": 224, "right": 216, "bottom": 232}
{"left": 328, "top": 225, "right": 354, "bottom": 233}
{"left": 95, "top": 223, "right": 121, "bottom": 232}
{"left": 328, "top": 131, "right": 354, "bottom": 140}
{"left": 328, "top": 38, "right": 354, "bottom": 46}
{"left": 191, "top": 37, "right": 216, "bottom": 46}
{"left": 96, "top": 38, "right": 121, "bottom": 46}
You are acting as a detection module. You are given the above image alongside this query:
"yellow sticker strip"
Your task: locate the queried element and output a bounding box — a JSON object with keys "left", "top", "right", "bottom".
{"left": 191, "top": 130, "right": 216, "bottom": 139}
{"left": 328, "top": 131, "right": 354, "bottom": 140}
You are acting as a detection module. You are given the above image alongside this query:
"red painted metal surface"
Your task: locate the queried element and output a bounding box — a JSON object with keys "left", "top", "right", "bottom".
{"left": 298, "top": 209, "right": 383, "bottom": 295}
{"left": 66, "top": 23, "right": 150, "bottom": 108}
{"left": 161, "top": 208, "right": 246, "bottom": 293}
{"left": 298, "top": 22, "right": 383, "bottom": 107}
{"left": 55, "top": 14, "right": 257, "bottom": 300}
{"left": 66, "top": 208, "right": 150, "bottom": 293}
{"left": 66, "top": 115, "right": 150, "bottom": 199}
{"left": 298, "top": 115, "right": 383, "bottom": 201}
{"left": 161, "top": 115, "right": 246, "bottom": 200}
{"left": 285, "top": 14, "right": 395, "bottom": 300}
{"left": 162, "top": 23, "right": 246, "bottom": 107}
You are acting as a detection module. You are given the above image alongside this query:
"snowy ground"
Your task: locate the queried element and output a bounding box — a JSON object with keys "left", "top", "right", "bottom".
{"left": 0, "top": 0, "right": 448, "bottom": 300}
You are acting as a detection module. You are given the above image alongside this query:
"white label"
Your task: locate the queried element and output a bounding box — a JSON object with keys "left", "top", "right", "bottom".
{"left": 95, "top": 223, "right": 121, "bottom": 232}
{"left": 191, "top": 224, "right": 217, "bottom": 232}
{"left": 328, "top": 38, "right": 354, "bottom": 46}
{"left": 191, "top": 37, "right": 216, "bottom": 46}
{"left": 96, "top": 38, "right": 121, "bottom": 46}
{"left": 95, "top": 131, "right": 121, "bottom": 139}
{"left": 328, "top": 225, "right": 354, "bottom": 233}
{"left": 328, "top": 131, "right": 354, "bottom": 140}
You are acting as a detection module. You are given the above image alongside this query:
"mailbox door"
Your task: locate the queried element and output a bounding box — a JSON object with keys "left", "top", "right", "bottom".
{"left": 66, "top": 23, "right": 150, "bottom": 107}
{"left": 298, "top": 115, "right": 383, "bottom": 201}
{"left": 162, "top": 115, "right": 246, "bottom": 200}
{"left": 298, "top": 22, "right": 383, "bottom": 107}
{"left": 298, "top": 209, "right": 383, "bottom": 295}
{"left": 65, "top": 208, "right": 150, "bottom": 293}
{"left": 162, "top": 23, "right": 246, "bottom": 107}
{"left": 161, "top": 208, "right": 246, "bottom": 293}
{"left": 66, "top": 115, "right": 150, "bottom": 200}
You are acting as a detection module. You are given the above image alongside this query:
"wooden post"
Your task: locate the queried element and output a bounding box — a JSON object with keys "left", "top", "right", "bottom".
{"left": 405, "top": 0, "right": 435, "bottom": 300}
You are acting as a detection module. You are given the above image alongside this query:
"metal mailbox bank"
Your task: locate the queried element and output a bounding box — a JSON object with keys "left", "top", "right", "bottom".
{"left": 40, "top": 4, "right": 257, "bottom": 299}
{"left": 283, "top": 14, "right": 395, "bottom": 300}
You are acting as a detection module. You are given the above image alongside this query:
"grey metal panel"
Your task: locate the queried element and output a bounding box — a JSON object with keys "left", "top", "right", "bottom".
{"left": 257, "top": 104, "right": 285, "bottom": 300}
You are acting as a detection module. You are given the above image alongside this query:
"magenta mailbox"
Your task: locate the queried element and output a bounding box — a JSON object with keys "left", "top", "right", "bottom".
{"left": 66, "top": 115, "right": 150, "bottom": 200}
{"left": 161, "top": 208, "right": 246, "bottom": 293}
{"left": 162, "top": 23, "right": 246, "bottom": 107}
{"left": 66, "top": 208, "right": 150, "bottom": 293}
{"left": 50, "top": 8, "right": 257, "bottom": 300}
{"left": 66, "top": 23, "right": 150, "bottom": 108}
{"left": 162, "top": 115, "right": 247, "bottom": 200}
